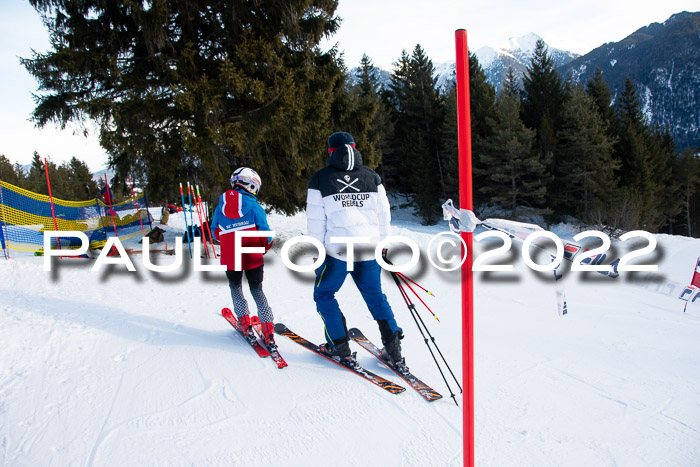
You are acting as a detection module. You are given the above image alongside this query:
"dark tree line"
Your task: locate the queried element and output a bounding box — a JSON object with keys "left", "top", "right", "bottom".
{"left": 0, "top": 152, "right": 100, "bottom": 201}
{"left": 374, "top": 40, "right": 699, "bottom": 235}
{"left": 20, "top": 2, "right": 700, "bottom": 235}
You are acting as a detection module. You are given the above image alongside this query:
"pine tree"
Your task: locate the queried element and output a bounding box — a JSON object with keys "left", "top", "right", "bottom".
{"left": 383, "top": 46, "right": 445, "bottom": 223}
{"left": 615, "top": 77, "right": 664, "bottom": 229}
{"left": 502, "top": 67, "right": 520, "bottom": 99}
{"left": 23, "top": 1, "right": 344, "bottom": 212}
{"left": 557, "top": 85, "right": 619, "bottom": 222}
{"left": 676, "top": 147, "right": 700, "bottom": 236}
{"left": 383, "top": 51, "right": 412, "bottom": 192}
{"left": 477, "top": 91, "right": 549, "bottom": 219}
{"left": 26, "top": 152, "right": 47, "bottom": 195}
{"left": 585, "top": 68, "right": 617, "bottom": 137}
{"left": 521, "top": 40, "right": 566, "bottom": 136}
{"left": 330, "top": 54, "right": 382, "bottom": 170}
{"left": 402, "top": 45, "right": 445, "bottom": 224}
{"left": 67, "top": 157, "right": 99, "bottom": 200}
{"left": 0, "top": 156, "right": 24, "bottom": 186}
{"left": 439, "top": 52, "right": 497, "bottom": 209}
{"left": 521, "top": 40, "right": 566, "bottom": 208}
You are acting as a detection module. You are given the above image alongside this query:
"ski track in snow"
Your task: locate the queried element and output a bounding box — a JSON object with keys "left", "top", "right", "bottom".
{"left": 1, "top": 210, "right": 700, "bottom": 465}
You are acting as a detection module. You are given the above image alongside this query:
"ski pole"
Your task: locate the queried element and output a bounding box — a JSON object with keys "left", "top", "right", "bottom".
{"left": 196, "top": 184, "right": 217, "bottom": 259}
{"left": 390, "top": 269, "right": 458, "bottom": 406}
{"left": 179, "top": 182, "right": 193, "bottom": 258}
{"left": 398, "top": 273, "right": 462, "bottom": 393}
{"left": 384, "top": 251, "right": 463, "bottom": 392}
{"left": 397, "top": 272, "right": 436, "bottom": 297}
{"left": 397, "top": 274, "right": 440, "bottom": 321}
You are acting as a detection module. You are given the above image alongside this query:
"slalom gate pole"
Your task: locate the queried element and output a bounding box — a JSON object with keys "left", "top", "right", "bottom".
{"left": 44, "top": 158, "right": 62, "bottom": 252}
{"left": 391, "top": 268, "right": 458, "bottom": 406}
{"left": 190, "top": 181, "right": 210, "bottom": 258}
{"left": 194, "top": 184, "right": 211, "bottom": 258}
{"left": 397, "top": 274, "right": 463, "bottom": 393}
{"left": 103, "top": 174, "right": 119, "bottom": 238}
{"left": 196, "top": 184, "right": 217, "bottom": 259}
{"left": 126, "top": 175, "right": 146, "bottom": 236}
{"left": 186, "top": 180, "right": 197, "bottom": 250}
{"left": 179, "top": 182, "right": 193, "bottom": 258}
{"left": 0, "top": 181, "right": 9, "bottom": 259}
{"left": 455, "top": 28, "right": 475, "bottom": 467}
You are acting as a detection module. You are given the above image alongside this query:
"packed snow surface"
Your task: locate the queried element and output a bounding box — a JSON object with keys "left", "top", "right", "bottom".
{"left": 1, "top": 206, "right": 699, "bottom": 466}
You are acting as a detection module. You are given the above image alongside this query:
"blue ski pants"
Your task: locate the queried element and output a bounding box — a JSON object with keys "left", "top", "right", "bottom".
{"left": 314, "top": 256, "right": 401, "bottom": 344}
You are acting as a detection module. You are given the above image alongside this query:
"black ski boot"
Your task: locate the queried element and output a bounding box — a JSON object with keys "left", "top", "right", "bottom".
{"left": 319, "top": 341, "right": 359, "bottom": 369}
{"left": 381, "top": 331, "right": 409, "bottom": 374}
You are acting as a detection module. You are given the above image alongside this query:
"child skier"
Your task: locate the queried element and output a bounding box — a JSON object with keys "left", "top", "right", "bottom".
{"left": 211, "top": 167, "right": 276, "bottom": 348}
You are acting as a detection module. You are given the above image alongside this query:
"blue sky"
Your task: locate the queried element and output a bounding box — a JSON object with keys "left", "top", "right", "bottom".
{"left": 1, "top": 0, "right": 697, "bottom": 172}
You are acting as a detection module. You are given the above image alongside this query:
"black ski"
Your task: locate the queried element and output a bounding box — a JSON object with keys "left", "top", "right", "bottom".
{"left": 274, "top": 323, "right": 405, "bottom": 395}
{"left": 221, "top": 308, "right": 271, "bottom": 358}
{"left": 349, "top": 328, "right": 443, "bottom": 402}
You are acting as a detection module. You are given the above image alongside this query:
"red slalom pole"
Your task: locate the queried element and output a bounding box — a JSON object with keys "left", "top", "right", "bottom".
{"left": 196, "top": 185, "right": 217, "bottom": 259}
{"left": 455, "top": 29, "right": 474, "bottom": 467}
{"left": 190, "top": 183, "right": 210, "bottom": 258}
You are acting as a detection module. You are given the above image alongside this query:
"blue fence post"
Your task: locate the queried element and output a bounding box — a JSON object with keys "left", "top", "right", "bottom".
{"left": 0, "top": 183, "right": 8, "bottom": 259}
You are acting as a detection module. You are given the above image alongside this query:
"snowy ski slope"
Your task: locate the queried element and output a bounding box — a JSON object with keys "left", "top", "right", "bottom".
{"left": 1, "top": 208, "right": 699, "bottom": 466}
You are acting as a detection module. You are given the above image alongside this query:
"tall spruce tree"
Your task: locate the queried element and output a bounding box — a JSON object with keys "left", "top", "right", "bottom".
{"left": 383, "top": 50, "right": 412, "bottom": 193}
{"left": 585, "top": 68, "right": 617, "bottom": 137}
{"left": 521, "top": 39, "right": 566, "bottom": 209}
{"left": 615, "top": 77, "right": 668, "bottom": 230}
{"left": 329, "top": 54, "right": 382, "bottom": 170}
{"left": 67, "top": 157, "right": 99, "bottom": 200}
{"left": 385, "top": 46, "right": 444, "bottom": 223}
{"left": 440, "top": 52, "right": 497, "bottom": 207}
{"left": 677, "top": 147, "right": 700, "bottom": 236}
{"left": 477, "top": 90, "right": 549, "bottom": 219}
{"left": 502, "top": 67, "right": 521, "bottom": 99}
{"left": 23, "top": 0, "right": 344, "bottom": 211}
{"left": 557, "top": 85, "right": 619, "bottom": 222}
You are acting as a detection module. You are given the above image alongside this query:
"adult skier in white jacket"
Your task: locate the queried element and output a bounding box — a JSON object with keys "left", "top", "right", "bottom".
{"left": 306, "top": 131, "right": 405, "bottom": 370}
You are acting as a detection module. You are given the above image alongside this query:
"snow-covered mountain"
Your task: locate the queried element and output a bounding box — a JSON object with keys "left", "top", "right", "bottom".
{"left": 350, "top": 33, "right": 579, "bottom": 94}
{"left": 473, "top": 33, "right": 579, "bottom": 92}
{"left": 559, "top": 11, "right": 700, "bottom": 150}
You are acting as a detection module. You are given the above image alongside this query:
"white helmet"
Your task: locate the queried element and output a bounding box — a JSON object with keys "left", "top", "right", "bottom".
{"left": 230, "top": 167, "right": 261, "bottom": 195}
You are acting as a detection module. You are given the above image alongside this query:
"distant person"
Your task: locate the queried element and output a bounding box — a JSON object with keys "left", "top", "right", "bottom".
{"left": 306, "top": 131, "right": 406, "bottom": 371}
{"left": 211, "top": 168, "right": 276, "bottom": 348}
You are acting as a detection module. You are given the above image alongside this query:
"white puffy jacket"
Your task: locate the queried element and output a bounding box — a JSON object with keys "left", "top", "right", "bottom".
{"left": 306, "top": 144, "right": 391, "bottom": 261}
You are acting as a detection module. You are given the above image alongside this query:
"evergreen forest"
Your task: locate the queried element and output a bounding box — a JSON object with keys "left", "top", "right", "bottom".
{"left": 3, "top": 1, "right": 699, "bottom": 235}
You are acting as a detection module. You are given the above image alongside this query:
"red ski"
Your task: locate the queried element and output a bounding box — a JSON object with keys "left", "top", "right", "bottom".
{"left": 221, "top": 308, "right": 270, "bottom": 358}
{"left": 251, "top": 316, "right": 288, "bottom": 369}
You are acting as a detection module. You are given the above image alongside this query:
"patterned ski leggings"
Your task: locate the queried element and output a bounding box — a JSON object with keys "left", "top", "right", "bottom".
{"left": 225, "top": 266, "right": 274, "bottom": 323}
